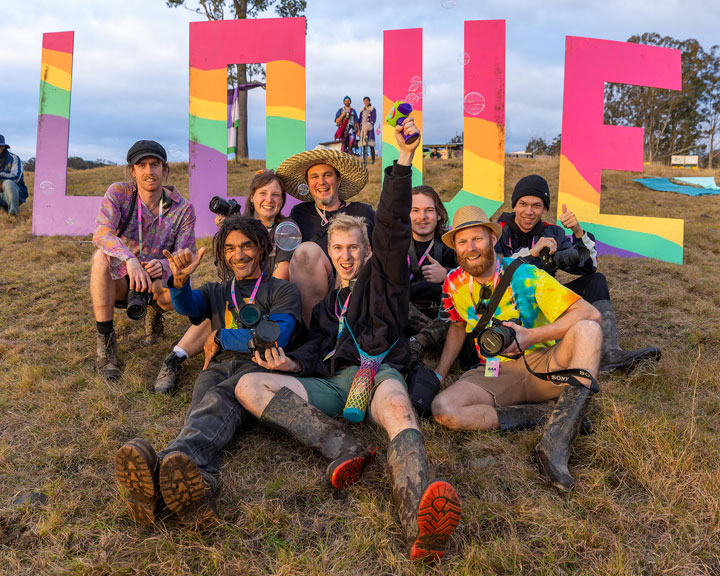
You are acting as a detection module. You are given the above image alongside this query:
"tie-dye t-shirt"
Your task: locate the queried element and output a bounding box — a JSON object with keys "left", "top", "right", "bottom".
{"left": 439, "top": 257, "right": 581, "bottom": 362}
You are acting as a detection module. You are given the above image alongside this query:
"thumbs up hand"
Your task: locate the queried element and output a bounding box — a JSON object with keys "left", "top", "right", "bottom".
{"left": 559, "top": 203, "right": 583, "bottom": 237}
{"left": 422, "top": 255, "right": 449, "bottom": 284}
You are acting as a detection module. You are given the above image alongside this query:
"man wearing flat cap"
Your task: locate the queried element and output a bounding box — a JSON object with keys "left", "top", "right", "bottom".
{"left": 277, "top": 147, "right": 375, "bottom": 326}
{"left": 432, "top": 205, "right": 603, "bottom": 493}
{"left": 495, "top": 174, "right": 661, "bottom": 373}
{"left": 90, "top": 140, "right": 196, "bottom": 380}
{"left": 0, "top": 134, "right": 29, "bottom": 217}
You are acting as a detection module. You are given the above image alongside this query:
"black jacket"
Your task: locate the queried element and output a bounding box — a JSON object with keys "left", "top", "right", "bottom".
{"left": 288, "top": 162, "right": 412, "bottom": 376}
{"left": 494, "top": 212, "right": 597, "bottom": 277}
{"left": 408, "top": 237, "right": 457, "bottom": 305}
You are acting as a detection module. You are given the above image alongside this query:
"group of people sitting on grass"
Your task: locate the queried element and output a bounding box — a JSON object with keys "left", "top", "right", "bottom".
{"left": 98, "top": 120, "right": 660, "bottom": 563}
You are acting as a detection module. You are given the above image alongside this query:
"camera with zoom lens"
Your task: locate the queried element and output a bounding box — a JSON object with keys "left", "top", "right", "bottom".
{"left": 249, "top": 319, "right": 281, "bottom": 355}
{"left": 478, "top": 318, "right": 520, "bottom": 358}
{"left": 126, "top": 289, "right": 155, "bottom": 320}
{"left": 209, "top": 196, "right": 242, "bottom": 217}
{"left": 538, "top": 246, "right": 581, "bottom": 274}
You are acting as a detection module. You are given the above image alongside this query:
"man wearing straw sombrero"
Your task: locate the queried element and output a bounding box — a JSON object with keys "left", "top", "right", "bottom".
{"left": 235, "top": 116, "right": 461, "bottom": 562}
{"left": 278, "top": 146, "right": 375, "bottom": 326}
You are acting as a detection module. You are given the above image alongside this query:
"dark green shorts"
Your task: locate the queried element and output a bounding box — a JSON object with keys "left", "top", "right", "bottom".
{"left": 299, "top": 364, "right": 406, "bottom": 417}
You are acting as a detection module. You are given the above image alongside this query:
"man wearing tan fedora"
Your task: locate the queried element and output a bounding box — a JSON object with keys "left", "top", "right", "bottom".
{"left": 431, "top": 204, "right": 602, "bottom": 492}
{"left": 236, "top": 117, "right": 461, "bottom": 562}
{"left": 277, "top": 148, "right": 375, "bottom": 326}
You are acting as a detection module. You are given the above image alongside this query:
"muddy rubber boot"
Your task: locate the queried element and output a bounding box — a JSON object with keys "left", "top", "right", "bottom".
{"left": 534, "top": 384, "right": 594, "bottom": 492}
{"left": 497, "top": 404, "right": 555, "bottom": 431}
{"left": 154, "top": 351, "right": 185, "bottom": 395}
{"left": 595, "top": 300, "right": 661, "bottom": 374}
{"left": 143, "top": 303, "right": 165, "bottom": 346}
{"left": 260, "top": 387, "right": 376, "bottom": 490}
{"left": 115, "top": 438, "right": 163, "bottom": 524}
{"left": 387, "top": 428, "right": 461, "bottom": 562}
{"left": 159, "top": 451, "right": 217, "bottom": 526}
{"left": 96, "top": 331, "right": 121, "bottom": 381}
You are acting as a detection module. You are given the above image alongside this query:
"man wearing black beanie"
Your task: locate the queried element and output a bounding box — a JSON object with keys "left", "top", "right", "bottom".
{"left": 494, "top": 174, "right": 660, "bottom": 373}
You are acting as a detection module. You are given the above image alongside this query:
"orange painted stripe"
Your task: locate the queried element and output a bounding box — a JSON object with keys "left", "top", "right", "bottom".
{"left": 189, "top": 67, "right": 227, "bottom": 103}
{"left": 464, "top": 117, "right": 504, "bottom": 164}
{"left": 266, "top": 60, "right": 305, "bottom": 109}
{"left": 559, "top": 155, "right": 600, "bottom": 206}
{"left": 42, "top": 48, "right": 72, "bottom": 74}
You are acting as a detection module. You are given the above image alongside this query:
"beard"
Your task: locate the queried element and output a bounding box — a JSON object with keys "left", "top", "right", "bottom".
{"left": 458, "top": 249, "right": 494, "bottom": 278}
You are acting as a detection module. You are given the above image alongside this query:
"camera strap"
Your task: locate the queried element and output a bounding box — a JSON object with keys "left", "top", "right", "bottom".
{"left": 513, "top": 339, "right": 599, "bottom": 394}
{"left": 469, "top": 258, "right": 522, "bottom": 340}
{"left": 116, "top": 188, "right": 138, "bottom": 239}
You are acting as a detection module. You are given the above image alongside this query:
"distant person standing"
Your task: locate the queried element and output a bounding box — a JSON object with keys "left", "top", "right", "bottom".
{"left": 334, "top": 96, "right": 358, "bottom": 154}
{"left": 358, "top": 96, "right": 377, "bottom": 165}
{"left": 0, "top": 134, "right": 28, "bottom": 216}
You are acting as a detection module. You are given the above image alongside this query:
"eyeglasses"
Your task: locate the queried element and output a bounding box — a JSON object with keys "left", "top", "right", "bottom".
{"left": 473, "top": 284, "right": 493, "bottom": 316}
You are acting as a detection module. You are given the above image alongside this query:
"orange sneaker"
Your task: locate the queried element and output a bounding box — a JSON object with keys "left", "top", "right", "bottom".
{"left": 409, "top": 480, "right": 461, "bottom": 562}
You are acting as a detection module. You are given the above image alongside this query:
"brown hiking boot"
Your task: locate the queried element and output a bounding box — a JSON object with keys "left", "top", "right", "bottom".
{"left": 143, "top": 304, "right": 164, "bottom": 346}
{"left": 159, "top": 451, "right": 216, "bottom": 525}
{"left": 96, "top": 331, "right": 120, "bottom": 381}
{"left": 154, "top": 351, "right": 185, "bottom": 395}
{"left": 115, "top": 438, "right": 162, "bottom": 524}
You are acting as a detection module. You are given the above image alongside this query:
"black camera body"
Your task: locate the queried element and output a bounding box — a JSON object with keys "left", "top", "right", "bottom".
{"left": 209, "top": 196, "right": 242, "bottom": 217}
{"left": 478, "top": 318, "right": 520, "bottom": 357}
{"left": 249, "top": 319, "right": 281, "bottom": 355}
{"left": 538, "top": 246, "right": 581, "bottom": 274}
{"left": 126, "top": 289, "right": 155, "bottom": 320}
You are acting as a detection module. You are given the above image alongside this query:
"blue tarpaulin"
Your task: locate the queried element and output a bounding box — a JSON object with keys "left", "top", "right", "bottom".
{"left": 633, "top": 177, "right": 720, "bottom": 196}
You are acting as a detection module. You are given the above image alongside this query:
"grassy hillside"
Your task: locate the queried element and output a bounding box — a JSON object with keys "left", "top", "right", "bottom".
{"left": 1, "top": 158, "right": 719, "bottom": 575}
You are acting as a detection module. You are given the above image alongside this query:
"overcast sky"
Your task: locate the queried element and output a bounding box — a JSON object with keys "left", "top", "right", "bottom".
{"left": 1, "top": 0, "right": 718, "bottom": 164}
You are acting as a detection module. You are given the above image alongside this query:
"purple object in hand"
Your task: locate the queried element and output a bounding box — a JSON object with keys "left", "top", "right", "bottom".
{"left": 386, "top": 101, "right": 420, "bottom": 145}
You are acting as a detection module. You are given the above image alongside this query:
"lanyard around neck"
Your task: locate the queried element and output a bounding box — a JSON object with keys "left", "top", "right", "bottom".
{"left": 315, "top": 200, "right": 345, "bottom": 226}
{"left": 408, "top": 238, "right": 435, "bottom": 281}
{"left": 230, "top": 273, "right": 264, "bottom": 311}
{"left": 137, "top": 193, "right": 164, "bottom": 257}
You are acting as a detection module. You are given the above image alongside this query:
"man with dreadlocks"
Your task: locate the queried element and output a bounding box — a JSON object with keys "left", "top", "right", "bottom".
{"left": 235, "top": 118, "right": 461, "bottom": 562}
{"left": 114, "top": 215, "right": 301, "bottom": 525}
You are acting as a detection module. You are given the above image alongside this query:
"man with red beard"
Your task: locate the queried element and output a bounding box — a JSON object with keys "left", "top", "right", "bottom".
{"left": 431, "top": 205, "right": 602, "bottom": 492}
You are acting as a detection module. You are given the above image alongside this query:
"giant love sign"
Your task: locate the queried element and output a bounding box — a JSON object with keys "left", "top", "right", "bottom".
{"left": 31, "top": 18, "right": 683, "bottom": 262}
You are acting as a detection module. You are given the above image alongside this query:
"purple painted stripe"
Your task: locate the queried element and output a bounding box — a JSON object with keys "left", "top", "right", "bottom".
{"left": 595, "top": 240, "right": 645, "bottom": 259}
{"left": 189, "top": 140, "right": 232, "bottom": 238}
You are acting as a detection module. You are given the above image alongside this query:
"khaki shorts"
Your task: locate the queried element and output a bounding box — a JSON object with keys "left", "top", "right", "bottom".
{"left": 299, "top": 364, "right": 406, "bottom": 417}
{"left": 458, "top": 346, "right": 565, "bottom": 406}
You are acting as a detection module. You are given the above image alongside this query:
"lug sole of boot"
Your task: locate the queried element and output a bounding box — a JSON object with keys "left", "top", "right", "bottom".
{"left": 327, "top": 447, "right": 377, "bottom": 490}
{"left": 159, "top": 452, "right": 215, "bottom": 525}
{"left": 534, "top": 445, "right": 575, "bottom": 492}
{"left": 115, "top": 440, "right": 159, "bottom": 524}
{"left": 409, "top": 480, "right": 461, "bottom": 562}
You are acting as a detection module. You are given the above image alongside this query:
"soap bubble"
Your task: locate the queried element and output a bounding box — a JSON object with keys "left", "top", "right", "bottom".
{"left": 274, "top": 220, "right": 302, "bottom": 252}
{"left": 440, "top": 0, "right": 456, "bottom": 8}
{"left": 297, "top": 183, "right": 310, "bottom": 196}
{"left": 410, "top": 75, "right": 422, "bottom": 85}
{"left": 464, "top": 92, "right": 486, "bottom": 116}
{"left": 459, "top": 52, "right": 470, "bottom": 66}
{"left": 39, "top": 180, "right": 55, "bottom": 195}
{"left": 65, "top": 218, "right": 74, "bottom": 226}
{"left": 405, "top": 93, "right": 421, "bottom": 106}
{"left": 408, "top": 81, "right": 423, "bottom": 94}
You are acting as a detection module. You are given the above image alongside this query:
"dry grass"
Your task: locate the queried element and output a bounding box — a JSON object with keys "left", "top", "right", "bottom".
{"left": 1, "top": 157, "right": 720, "bottom": 575}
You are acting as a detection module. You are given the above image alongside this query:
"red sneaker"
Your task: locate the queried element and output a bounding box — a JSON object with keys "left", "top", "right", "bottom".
{"left": 409, "top": 480, "right": 461, "bottom": 562}
{"left": 327, "top": 447, "right": 378, "bottom": 490}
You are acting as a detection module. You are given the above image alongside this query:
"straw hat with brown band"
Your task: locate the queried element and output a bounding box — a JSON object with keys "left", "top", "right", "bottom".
{"left": 441, "top": 205, "right": 503, "bottom": 249}
{"left": 276, "top": 147, "right": 369, "bottom": 201}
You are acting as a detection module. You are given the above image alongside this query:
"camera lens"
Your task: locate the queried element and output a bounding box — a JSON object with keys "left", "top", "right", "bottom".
{"left": 126, "top": 289, "right": 147, "bottom": 320}
{"left": 209, "top": 196, "right": 231, "bottom": 216}
{"left": 478, "top": 329, "right": 505, "bottom": 357}
{"left": 238, "top": 304, "right": 262, "bottom": 327}
{"left": 252, "top": 320, "right": 281, "bottom": 354}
